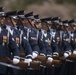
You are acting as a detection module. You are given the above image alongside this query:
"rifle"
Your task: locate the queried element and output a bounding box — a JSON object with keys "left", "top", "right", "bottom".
{"left": 46, "top": 59, "right": 61, "bottom": 68}
{"left": 34, "top": 56, "right": 46, "bottom": 65}
{"left": 0, "top": 57, "right": 28, "bottom": 69}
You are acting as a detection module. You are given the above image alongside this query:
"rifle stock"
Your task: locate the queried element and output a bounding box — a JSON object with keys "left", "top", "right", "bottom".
{"left": 0, "top": 57, "right": 28, "bottom": 69}
{"left": 66, "top": 54, "right": 76, "bottom": 62}
{"left": 59, "top": 57, "right": 66, "bottom": 63}
{"left": 52, "top": 56, "right": 59, "bottom": 60}
{"left": 0, "top": 57, "right": 12, "bottom": 64}
{"left": 46, "top": 59, "right": 61, "bottom": 68}
{"left": 35, "top": 56, "right": 46, "bottom": 65}
{"left": 16, "top": 61, "right": 28, "bottom": 69}
{"left": 20, "top": 52, "right": 25, "bottom": 57}
{"left": 30, "top": 61, "right": 41, "bottom": 70}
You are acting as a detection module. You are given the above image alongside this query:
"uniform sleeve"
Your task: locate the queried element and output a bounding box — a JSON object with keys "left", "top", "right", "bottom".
{"left": 72, "top": 33, "right": 76, "bottom": 49}
{"left": 38, "top": 32, "right": 46, "bottom": 55}
{"left": 22, "top": 34, "right": 32, "bottom": 56}
{"left": 29, "top": 30, "right": 40, "bottom": 53}
{"left": 51, "top": 32, "right": 59, "bottom": 52}
{"left": 62, "top": 33, "right": 72, "bottom": 51}
{"left": 9, "top": 34, "right": 20, "bottom": 56}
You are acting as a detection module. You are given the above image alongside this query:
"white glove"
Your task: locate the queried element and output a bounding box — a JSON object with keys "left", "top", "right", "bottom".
{"left": 47, "top": 57, "right": 53, "bottom": 62}
{"left": 73, "top": 50, "right": 76, "bottom": 54}
{"left": 64, "top": 53, "right": 69, "bottom": 58}
{"left": 32, "top": 52, "right": 38, "bottom": 59}
{"left": 53, "top": 52, "right": 59, "bottom": 56}
{"left": 13, "top": 58, "right": 20, "bottom": 65}
{"left": 24, "top": 59, "right": 32, "bottom": 66}
{"left": 68, "top": 51, "right": 72, "bottom": 55}
{"left": 40, "top": 53, "right": 45, "bottom": 56}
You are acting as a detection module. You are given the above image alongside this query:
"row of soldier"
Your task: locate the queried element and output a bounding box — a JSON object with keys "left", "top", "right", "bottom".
{"left": 0, "top": 6, "right": 76, "bottom": 75}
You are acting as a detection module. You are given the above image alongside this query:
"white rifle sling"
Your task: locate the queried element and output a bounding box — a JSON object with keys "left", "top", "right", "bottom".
{"left": 60, "top": 31, "right": 63, "bottom": 43}
{"left": 7, "top": 30, "right": 10, "bottom": 45}
{"left": 20, "top": 30, "right": 23, "bottom": 45}
{"left": 68, "top": 31, "right": 71, "bottom": 43}
{"left": 41, "top": 30, "right": 44, "bottom": 41}
{"left": 70, "top": 32, "right": 74, "bottom": 40}
{"left": 27, "top": 29, "right": 30, "bottom": 41}
{"left": 50, "top": 33, "right": 52, "bottom": 41}
{"left": 0, "top": 27, "right": 2, "bottom": 34}
{"left": 52, "top": 32, "right": 56, "bottom": 42}
{"left": 0, "top": 27, "right": 2, "bottom": 33}
{"left": 37, "top": 30, "right": 39, "bottom": 41}
{"left": 6, "top": 27, "right": 13, "bottom": 35}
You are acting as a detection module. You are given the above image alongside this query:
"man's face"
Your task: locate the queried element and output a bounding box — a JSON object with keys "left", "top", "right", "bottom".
{"left": 35, "top": 22, "right": 42, "bottom": 29}
{"left": 56, "top": 24, "right": 59, "bottom": 29}
{"left": 21, "top": 19, "right": 25, "bottom": 24}
{"left": 60, "top": 25, "right": 63, "bottom": 30}
{"left": 42, "top": 22, "right": 48, "bottom": 30}
{"left": 48, "top": 24, "right": 52, "bottom": 30}
{"left": 0, "top": 17, "right": 5, "bottom": 25}
{"left": 65, "top": 26, "right": 69, "bottom": 30}
{"left": 72, "top": 25, "right": 76, "bottom": 30}
{"left": 30, "top": 19, "right": 35, "bottom": 27}
{"left": 12, "top": 19, "right": 18, "bottom": 26}
{"left": 5, "top": 18, "right": 12, "bottom": 26}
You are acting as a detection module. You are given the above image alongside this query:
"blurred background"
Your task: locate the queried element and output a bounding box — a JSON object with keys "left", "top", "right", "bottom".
{"left": 0, "top": 0, "right": 76, "bottom": 20}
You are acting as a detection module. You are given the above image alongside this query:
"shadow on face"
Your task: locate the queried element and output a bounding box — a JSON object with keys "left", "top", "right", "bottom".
{"left": 0, "top": 17, "right": 5, "bottom": 25}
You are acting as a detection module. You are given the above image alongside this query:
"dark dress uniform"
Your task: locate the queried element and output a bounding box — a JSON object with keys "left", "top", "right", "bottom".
{"left": 19, "top": 26, "right": 32, "bottom": 58}
{"left": 29, "top": 28, "right": 40, "bottom": 56}
{"left": 62, "top": 29, "right": 72, "bottom": 75}
{"left": 43, "top": 30, "right": 52, "bottom": 57}
{"left": 0, "top": 26, "right": 19, "bottom": 75}
{"left": 38, "top": 29, "right": 46, "bottom": 56}
{"left": 69, "top": 20, "right": 76, "bottom": 75}
{"left": 70, "top": 31, "right": 76, "bottom": 51}
{"left": 9, "top": 26, "right": 32, "bottom": 75}
{"left": 62, "top": 31, "right": 72, "bottom": 53}
{"left": 48, "top": 29, "right": 61, "bottom": 75}
{"left": 65, "top": 31, "right": 76, "bottom": 75}
{"left": 50, "top": 29, "right": 59, "bottom": 55}
{"left": 66, "top": 20, "right": 76, "bottom": 75}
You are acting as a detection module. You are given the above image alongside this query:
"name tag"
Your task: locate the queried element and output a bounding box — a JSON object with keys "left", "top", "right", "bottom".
{"left": 2, "top": 36, "right": 7, "bottom": 46}
{"left": 16, "top": 37, "right": 19, "bottom": 43}
{"left": 3, "top": 36, "right": 7, "bottom": 42}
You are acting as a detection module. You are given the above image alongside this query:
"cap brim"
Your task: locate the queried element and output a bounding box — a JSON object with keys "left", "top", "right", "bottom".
{"left": 11, "top": 16, "right": 18, "bottom": 19}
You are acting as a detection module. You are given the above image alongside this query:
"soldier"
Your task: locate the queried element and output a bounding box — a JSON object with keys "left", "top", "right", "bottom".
{"left": 69, "top": 19, "right": 76, "bottom": 54}
{"left": 62, "top": 20, "right": 72, "bottom": 58}
{"left": 10, "top": 11, "right": 32, "bottom": 65}
{"left": 4, "top": 10, "right": 33, "bottom": 75}
{"left": 60, "top": 20, "right": 73, "bottom": 75}
{"left": 34, "top": 18, "right": 52, "bottom": 75}
{"left": 0, "top": 7, "right": 20, "bottom": 75}
{"left": 17, "top": 11, "right": 41, "bottom": 75}
{"left": 24, "top": 12, "right": 40, "bottom": 59}
{"left": 67, "top": 19, "right": 76, "bottom": 75}
{"left": 46, "top": 17, "right": 61, "bottom": 75}
{"left": 51, "top": 17, "right": 61, "bottom": 55}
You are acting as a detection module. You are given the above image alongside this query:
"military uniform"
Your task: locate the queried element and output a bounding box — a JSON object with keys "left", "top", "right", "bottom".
{"left": 0, "top": 8, "right": 20, "bottom": 75}
{"left": 61, "top": 20, "right": 73, "bottom": 75}
{"left": 0, "top": 26, "right": 20, "bottom": 75}
{"left": 67, "top": 19, "right": 76, "bottom": 75}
